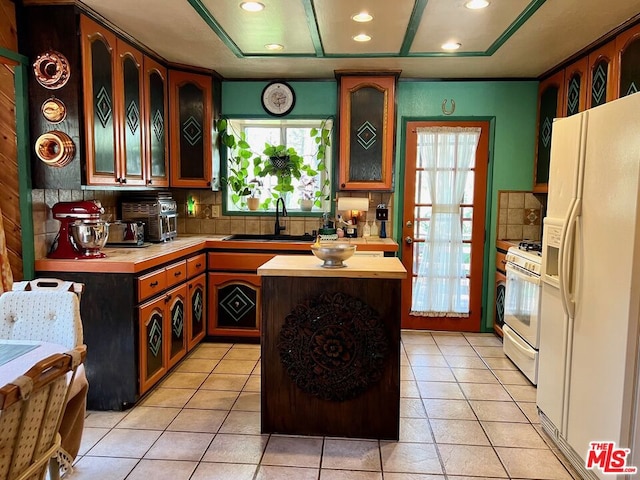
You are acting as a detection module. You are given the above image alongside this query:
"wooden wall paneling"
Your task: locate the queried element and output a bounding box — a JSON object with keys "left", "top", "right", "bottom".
{"left": 0, "top": 25, "right": 23, "bottom": 280}
{"left": 0, "top": 0, "right": 17, "bottom": 52}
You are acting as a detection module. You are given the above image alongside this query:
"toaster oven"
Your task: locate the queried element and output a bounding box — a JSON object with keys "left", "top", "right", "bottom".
{"left": 121, "top": 199, "right": 177, "bottom": 242}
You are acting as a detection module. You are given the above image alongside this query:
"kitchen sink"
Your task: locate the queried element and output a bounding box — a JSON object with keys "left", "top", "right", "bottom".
{"left": 222, "top": 233, "right": 315, "bottom": 242}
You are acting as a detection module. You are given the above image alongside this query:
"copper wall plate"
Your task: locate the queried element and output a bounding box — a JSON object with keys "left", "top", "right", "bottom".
{"left": 41, "top": 97, "right": 67, "bottom": 123}
{"left": 34, "top": 131, "right": 75, "bottom": 167}
{"left": 33, "top": 50, "right": 71, "bottom": 90}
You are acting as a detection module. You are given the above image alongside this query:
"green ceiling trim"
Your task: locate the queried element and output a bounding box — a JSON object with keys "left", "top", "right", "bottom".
{"left": 188, "top": 0, "right": 243, "bottom": 58}
{"left": 189, "top": 0, "right": 547, "bottom": 60}
{"left": 400, "top": 0, "right": 429, "bottom": 56}
{"left": 485, "top": 0, "right": 547, "bottom": 55}
{"left": 303, "top": 0, "right": 325, "bottom": 57}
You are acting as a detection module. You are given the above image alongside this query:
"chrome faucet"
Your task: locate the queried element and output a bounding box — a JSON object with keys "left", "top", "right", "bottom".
{"left": 274, "top": 197, "right": 287, "bottom": 235}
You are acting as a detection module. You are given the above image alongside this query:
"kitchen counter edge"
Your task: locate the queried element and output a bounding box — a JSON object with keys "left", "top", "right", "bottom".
{"left": 35, "top": 236, "right": 399, "bottom": 274}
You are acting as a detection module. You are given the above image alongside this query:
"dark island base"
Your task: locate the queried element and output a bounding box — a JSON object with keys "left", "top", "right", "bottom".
{"left": 261, "top": 276, "right": 400, "bottom": 440}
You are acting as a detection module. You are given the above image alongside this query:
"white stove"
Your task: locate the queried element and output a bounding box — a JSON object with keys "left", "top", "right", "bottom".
{"left": 503, "top": 243, "right": 543, "bottom": 385}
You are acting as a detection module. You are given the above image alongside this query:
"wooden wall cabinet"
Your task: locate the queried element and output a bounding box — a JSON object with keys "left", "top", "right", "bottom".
{"left": 169, "top": 70, "right": 213, "bottom": 188}
{"left": 144, "top": 56, "right": 169, "bottom": 187}
{"left": 337, "top": 73, "right": 398, "bottom": 191}
{"left": 616, "top": 23, "right": 640, "bottom": 99}
{"left": 586, "top": 40, "right": 617, "bottom": 109}
{"left": 533, "top": 70, "right": 565, "bottom": 192}
{"left": 23, "top": 7, "right": 169, "bottom": 189}
{"left": 562, "top": 57, "right": 589, "bottom": 117}
{"left": 81, "top": 16, "right": 168, "bottom": 187}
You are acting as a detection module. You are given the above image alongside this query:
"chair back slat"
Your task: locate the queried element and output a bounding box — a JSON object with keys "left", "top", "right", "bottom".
{"left": 0, "top": 346, "right": 86, "bottom": 480}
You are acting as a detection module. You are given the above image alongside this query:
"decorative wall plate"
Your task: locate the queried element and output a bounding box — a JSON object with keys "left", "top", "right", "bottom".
{"left": 34, "top": 131, "right": 75, "bottom": 167}
{"left": 41, "top": 97, "right": 67, "bottom": 123}
{"left": 33, "top": 50, "right": 71, "bottom": 90}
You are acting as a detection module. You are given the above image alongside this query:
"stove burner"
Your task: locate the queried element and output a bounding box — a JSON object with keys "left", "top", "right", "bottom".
{"left": 519, "top": 240, "right": 542, "bottom": 252}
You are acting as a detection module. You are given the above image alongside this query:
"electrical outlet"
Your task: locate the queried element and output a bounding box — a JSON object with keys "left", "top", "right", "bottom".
{"left": 210, "top": 205, "right": 220, "bottom": 218}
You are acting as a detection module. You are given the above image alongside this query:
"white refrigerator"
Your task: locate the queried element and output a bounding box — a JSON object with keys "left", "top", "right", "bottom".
{"left": 537, "top": 92, "right": 640, "bottom": 480}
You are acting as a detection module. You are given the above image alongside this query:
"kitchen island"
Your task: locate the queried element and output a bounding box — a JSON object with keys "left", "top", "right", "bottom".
{"left": 257, "top": 255, "right": 406, "bottom": 440}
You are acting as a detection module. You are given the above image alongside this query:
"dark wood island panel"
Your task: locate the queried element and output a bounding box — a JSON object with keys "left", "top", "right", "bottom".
{"left": 261, "top": 273, "right": 402, "bottom": 440}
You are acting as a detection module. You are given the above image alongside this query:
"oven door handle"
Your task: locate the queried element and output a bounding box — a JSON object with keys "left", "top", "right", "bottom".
{"left": 505, "top": 264, "right": 540, "bottom": 285}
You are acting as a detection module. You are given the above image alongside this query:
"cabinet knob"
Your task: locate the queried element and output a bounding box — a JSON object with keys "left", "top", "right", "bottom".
{"left": 341, "top": 183, "right": 346, "bottom": 188}
{"left": 150, "top": 281, "right": 158, "bottom": 288}
{"left": 196, "top": 263, "right": 202, "bottom": 268}
{"left": 174, "top": 271, "right": 182, "bottom": 277}
{"left": 121, "top": 178, "right": 127, "bottom": 184}
{"left": 147, "top": 179, "right": 153, "bottom": 185}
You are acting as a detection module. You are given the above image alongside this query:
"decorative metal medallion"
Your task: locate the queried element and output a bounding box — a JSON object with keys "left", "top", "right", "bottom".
{"left": 33, "top": 50, "right": 71, "bottom": 90}
{"left": 278, "top": 291, "right": 389, "bottom": 402}
{"left": 34, "top": 130, "right": 75, "bottom": 167}
{"left": 41, "top": 97, "right": 67, "bottom": 123}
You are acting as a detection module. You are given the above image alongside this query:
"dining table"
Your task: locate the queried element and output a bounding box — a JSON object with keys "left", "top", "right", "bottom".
{"left": 0, "top": 338, "right": 89, "bottom": 472}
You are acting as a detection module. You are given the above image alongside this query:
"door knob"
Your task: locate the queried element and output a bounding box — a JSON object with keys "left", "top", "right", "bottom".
{"left": 405, "top": 236, "right": 413, "bottom": 245}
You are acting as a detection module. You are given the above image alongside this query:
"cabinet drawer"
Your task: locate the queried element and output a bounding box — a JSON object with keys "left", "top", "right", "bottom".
{"left": 208, "top": 252, "right": 275, "bottom": 272}
{"left": 165, "top": 261, "right": 187, "bottom": 288}
{"left": 138, "top": 269, "right": 167, "bottom": 303}
{"left": 496, "top": 250, "right": 507, "bottom": 273}
{"left": 187, "top": 253, "right": 206, "bottom": 278}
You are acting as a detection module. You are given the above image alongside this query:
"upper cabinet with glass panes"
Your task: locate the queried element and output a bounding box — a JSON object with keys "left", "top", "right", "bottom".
{"left": 219, "top": 118, "right": 334, "bottom": 214}
{"left": 533, "top": 22, "right": 640, "bottom": 193}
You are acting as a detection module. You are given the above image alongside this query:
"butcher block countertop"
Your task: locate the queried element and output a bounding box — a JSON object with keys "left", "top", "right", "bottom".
{"left": 35, "top": 236, "right": 399, "bottom": 274}
{"left": 257, "top": 255, "right": 407, "bottom": 279}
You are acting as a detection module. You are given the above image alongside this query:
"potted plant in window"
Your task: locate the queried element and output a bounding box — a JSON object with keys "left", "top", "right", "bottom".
{"left": 297, "top": 174, "right": 317, "bottom": 211}
{"left": 247, "top": 180, "right": 262, "bottom": 211}
{"left": 217, "top": 118, "right": 333, "bottom": 211}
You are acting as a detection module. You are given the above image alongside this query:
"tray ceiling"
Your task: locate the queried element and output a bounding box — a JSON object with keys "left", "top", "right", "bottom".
{"left": 80, "top": 0, "right": 640, "bottom": 78}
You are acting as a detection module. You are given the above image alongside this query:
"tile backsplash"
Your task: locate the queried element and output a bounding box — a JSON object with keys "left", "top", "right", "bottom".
{"left": 32, "top": 188, "right": 394, "bottom": 260}
{"left": 496, "top": 190, "right": 545, "bottom": 241}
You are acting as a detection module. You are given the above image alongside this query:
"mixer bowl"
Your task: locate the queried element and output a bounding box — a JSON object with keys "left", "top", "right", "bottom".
{"left": 70, "top": 220, "right": 109, "bottom": 255}
{"left": 310, "top": 242, "right": 356, "bottom": 268}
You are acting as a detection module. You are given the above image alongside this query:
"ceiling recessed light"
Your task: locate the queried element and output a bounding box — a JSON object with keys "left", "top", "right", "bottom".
{"left": 353, "top": 34, "right": 371, "bottom": 42}
{"left": 465, "top": 0, "right": 490, "bottom": 9}
{"left": 265, "top": 43, "right": 284, "bottom": 51}
{"left": 240, "top": 2, "right": 264, "bottom": 12}
{"left": 441, "top": 42, "right": 461, "bottom": 51}
{"left": 352, "top": 12, "right": 373, "bottom": 22}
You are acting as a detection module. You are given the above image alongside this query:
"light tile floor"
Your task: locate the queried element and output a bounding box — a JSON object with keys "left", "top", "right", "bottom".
{"left": 67, "top": 331, "right": 581, "bottom": 480}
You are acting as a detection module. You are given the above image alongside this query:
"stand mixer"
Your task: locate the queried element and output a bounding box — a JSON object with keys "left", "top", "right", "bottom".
{"left": 48, "top": 200, "right": 110, "bottom": 259}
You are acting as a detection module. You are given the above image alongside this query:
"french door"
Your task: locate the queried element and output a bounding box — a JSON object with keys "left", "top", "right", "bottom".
{"left": 401, "top": 121, "right": 489, "bottom": 331}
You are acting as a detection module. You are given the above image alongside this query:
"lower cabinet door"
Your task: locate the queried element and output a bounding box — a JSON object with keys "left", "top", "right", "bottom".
{"left": 138, "top": 297, "right": 167, "bottom": 394}
{"left": 166, "top": 283, "right": 188, "bottom": 369}
{"left": 187, "top": 273, "right": 207, "bottom": 351}
{"left": 494, "top": 270, "right": 506, "bottom": 337}
{"left": 208, "top": 273, "right": 261, "bottom": 338}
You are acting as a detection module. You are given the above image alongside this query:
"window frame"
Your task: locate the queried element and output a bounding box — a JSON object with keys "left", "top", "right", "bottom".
{"left": 221, "top": 116, "right": 336, "bottom": 217}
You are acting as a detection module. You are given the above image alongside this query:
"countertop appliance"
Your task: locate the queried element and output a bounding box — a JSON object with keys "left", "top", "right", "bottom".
{"left": 537, "top": 92, "right": 640, "bottom": 479}
{"left": 121, "top": 192, "right": 177, "bottom": 242}
{"left": 106, "top": 221, "right": 145, "bottom": 246}
{"left": 48, "top": 200, "right": 109, "bottom": 259}
{"left": 503, "top": 245, "right": 542, "bottom": 384}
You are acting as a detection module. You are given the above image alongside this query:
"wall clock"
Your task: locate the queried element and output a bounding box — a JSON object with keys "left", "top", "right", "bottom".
{"left": 261, "top": 81, "right": 296, "bottom": 117}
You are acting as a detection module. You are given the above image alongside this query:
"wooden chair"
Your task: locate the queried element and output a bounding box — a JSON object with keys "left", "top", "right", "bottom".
{"left": 0, "top": 280, "right": 88, "bottom": 474}
{"left": 0, "top": 345, "right": 86, "bottom": 480}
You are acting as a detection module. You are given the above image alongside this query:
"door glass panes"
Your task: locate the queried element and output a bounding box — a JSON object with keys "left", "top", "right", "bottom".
{"left": 414, "top": 206, "right": 431, "bottom": 240}
{"left": 620, "top": 38, "right": 640, "bottom": 97}
{"left": 566, "top": 73, "right": 581, "bottom": 116}
{"left": 591, "top": 60, "right": 609, "bottom": 107}
{"left": 415, "top": 172, "right": 432, "bottom": 204}
{"left": 462, "top": 171, "right": 474, "bottom": 204}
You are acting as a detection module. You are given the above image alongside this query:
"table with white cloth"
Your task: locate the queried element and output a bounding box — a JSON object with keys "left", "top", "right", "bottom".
{"left": 0, "top": 339, "right": 88, "bottom": 469}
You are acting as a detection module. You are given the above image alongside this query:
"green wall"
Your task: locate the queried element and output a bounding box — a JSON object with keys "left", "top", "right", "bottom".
{"left": 222, "top": 79, "right": 539, "bottom": 331}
